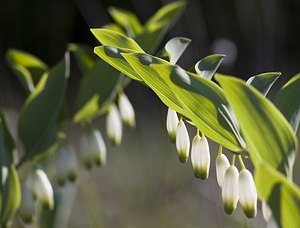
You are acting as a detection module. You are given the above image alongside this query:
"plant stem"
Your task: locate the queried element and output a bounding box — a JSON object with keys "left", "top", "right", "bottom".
{"left": 231, "top": 154, "right": 236, "bottom": 166}
{"left": 238, "top": 155, "right": 246, "bottom": 170}
{"left": 217, "top": 145, "right": 223, "bottom": 156}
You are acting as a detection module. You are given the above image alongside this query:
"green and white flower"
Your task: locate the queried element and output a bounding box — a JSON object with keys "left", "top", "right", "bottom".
{"left": 19, "top": 183, "right": 36, "bottom": 224}
{"left": 106, "top": 104, "right": 123, "bottom": 146}
{"left": 90, "top": 128, "right": 107, "bottom": 166}
{"left": 166, "top": 107, "right": 178, "bottom": 143}
{"left": 176, "top": 119, "right": 190, "bottom": 163}
{"left": 262, "top": 201, "right": 272, "bottom": 222}
{"left": 222, "top": 165, "right": 239, "bottom": 214}
{"left": 79, "top": 132, "right": 93, "bottom": 169}
{"left": 118, "top": 92, "right": 135, "bottom": 128}
{"left": 66, "top": 143, "right": 78, "bottom": 181}
{"left": 191, "top": 133, "right": 210, "bottom": 179}
{"left": 215, "top": 153, "right": 230, "bottom": 188}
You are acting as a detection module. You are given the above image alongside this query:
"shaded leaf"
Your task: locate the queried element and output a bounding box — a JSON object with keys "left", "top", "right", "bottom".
{"left": 194, "top": 54, "right": 225, "bottom": 80}
{"left": 247, "top": 72, "right": 281, "bottom": 96}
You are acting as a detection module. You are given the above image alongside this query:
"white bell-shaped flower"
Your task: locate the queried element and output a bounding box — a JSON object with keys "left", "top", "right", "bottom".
{"left": 166, "top": 107, "right": 178, "bottom": 143}
{"left": 191, "top": 134, "right": 210, "bottom": 180}
{"left": 118, "top": 92, "right": 136, "bottom": 128}
{"left": 262, "top": 201, "right": 272, "bottom": 222}
{"left": 106, "top": 104, "right": 123, "bottom": 146}
{"left": 239, "top": 169, "right": 257, "bottom": 218}
{"left": 176, "top": 119, "right": 190, "bottom": 163}
{"left": 27, "top": 168, "right": 54, "bottom": 209}
{"left": 79, "top": 132, "right": 93, "bottom": 169}
{"left": 215, "top": 153, "right": 230, "bottom": 188}
{"left": 66, "top": 143, "right": 78, "bottom": 181}
{"left": 222, "top": 165, "right": 239, "bottom": 214}
{"left": 19, "top": 183, "right": 36, "bottom": 224}
{"left": 90, "top": 129, "right": 107, "bottom": 166}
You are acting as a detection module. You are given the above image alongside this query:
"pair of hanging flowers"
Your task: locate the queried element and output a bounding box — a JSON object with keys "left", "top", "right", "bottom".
{"left": 166, "top": 107, "right": 258, "bottom": 218}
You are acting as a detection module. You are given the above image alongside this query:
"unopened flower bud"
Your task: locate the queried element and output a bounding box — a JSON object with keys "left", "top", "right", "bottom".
{"left": 239, "top": 169, "right": 257, "bottom": 218}
{"left": 106, "top": 104, "right": 122, "bottom": 146}
{"left": 90, "top": 129, "right": 106, "bottom": 166}
{"left": 66, "top": 144, "right": 78, "bottom": 181}
{"left": 222, "top": 166, "right": 239, "bottom": 214}
{"left": 79, "top": 133, "right": 93, "bottom": 169}
{"left": 262, "top": 201, "right": 272, "bottom": 222}
{"left": 55, "top": 146, "right": 69, "bottom": 185}
{"left": 166, "top": 108, "right": 178, "bottom": 143}
{"left": 118, "top": 92, "right": 135, "bottom": 128}
{"left": 216, "top": 153, "right": 230, "bottom": 188}
{"left": 191, "top": 134, "right": 210, "bottom": 179}
{"left": 27, "top": 168, "right": 54, "bottom": 209}
{"left": 19, "top": 183, "right": 36, "bottom": 224}
{"left": 176, "top": 119, "right": 190, "bottom": 163}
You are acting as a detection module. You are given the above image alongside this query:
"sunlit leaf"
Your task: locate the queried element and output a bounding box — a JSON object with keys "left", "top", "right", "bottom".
{"left": 165, "top": 37, "right": 191, "bottom": 64}
{"left": 195, "top": 55, "right": 225, "bottom": 80}
{"left": 102, "top": 23, "right": 126, "bottom": 35}
{"left": 247, "top": 72, "right": 281, "bottom": 96}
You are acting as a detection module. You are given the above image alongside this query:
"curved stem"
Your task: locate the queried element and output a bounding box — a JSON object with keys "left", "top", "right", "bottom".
{"left": 231, "top": 154, "right": 236, "bottom": 166}
{"left": 217, "top": 145, "right": 223, "bottom": 156}
{"left": 238, "top": 155, "right": 246, "bottom": 170}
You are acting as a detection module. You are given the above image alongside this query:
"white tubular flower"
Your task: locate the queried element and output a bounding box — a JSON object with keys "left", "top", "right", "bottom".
{"left": 176, "top": 119, "right": 190, "bottom": 163}
{"left": 66, "top": 144, "right": 78, "bottom": 182}
{"left": 191, "top": 134, "right": 210, "bottom": 180}
{"left": 27, "top": 168, "right": 54, "bottom": 209}
{"left": 262, "top": 201, "right": 272, "bottom": 222}
{"left": 90, "top": 129, "right": 107, "bottom": 166}
{"left": 239, "top": 169, "right": 257, "bottom": 218}
{"left": 19, "top": 183, "right": 36, "bottom": 224}
{"left": 215, "top": 153, "right": 230, "bottom": 188}
{"left": 55, "top": 145, "right": 69, "bottom": 185}
{"left": 106, "top": 104, "right": 123, "bottom": 146}
{"left": 118, "top": 92, "right": 136, "bottom": 128}
{"left": 79, "top": 132, "right": 93, "bottom": 169}
{"left": 222, "top": 166, "right": 239, "bottom": 214}
{"left": 166, "top": 108, "right": 179, "bottom": 143}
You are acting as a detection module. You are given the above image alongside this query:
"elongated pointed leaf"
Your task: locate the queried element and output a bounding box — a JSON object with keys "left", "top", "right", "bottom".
{"left": 6, "top": 49, "right": 48, "bottom": 93}
{"left": 122, "top": 52, "right": 244, "bottom": 152}
{"left": 108, "top": 7, "right": 142, "bottom": 36}
{"left": 74, "top": 59, "right": 122, "bottom": 123}
{"left": 274, "top": 73, "right": 300, "bottom": 132}
{"left": 18, "top": 53, "right": 70, "bottom": 159}
{"left": 247, "top": 72, "right": 281, "bottom": 96}
{"left": 216, "top": 76, "right": 297, "bottom": 177}
{"left": 102, "top": 23, "right": 126, "bottom": 35}
{"left": 165, "top": 37, "right": 191, "bottom": 64}
{"left": 195, "top": 54, "right": 225, "bottom": 80}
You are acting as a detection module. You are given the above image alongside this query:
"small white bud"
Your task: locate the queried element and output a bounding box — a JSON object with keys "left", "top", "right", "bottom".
{"left": 262, "top": 201, "right": 272, "bottom": 222}
{"left": 222, "top": 166, "right": 239, "bottom": 214}
{"left": 215, "top": 153, "right": 230, "bottom": 188}
{"left": 79, "top": 133, "right": 93, "bottom": 169}
{"left": 66, "top": 144, "right": 78, "bottom": 182}
{"left": 191, "top": 134, "right": 210, "bottom": 179}
{"left": 166, "top": 108, "right": 178, "bottom": 143}
{"left": 90, "top": 129, "right": 107, "bottom": 166}
{"left": 106, "top": 104, "right": 123, "bottom": 146}
{"left": 118, "top": 92, "right": 135, "bottom": 128}
{"left": 176, "top": 119, "right": 190, "bottom": 163}
{"left": 27, "top": 168, "right": 54, "bottom": 209}
{"left": 239, "top": 169, "right": 257, "bottom": 218}
{"left": 19, "top": 183, "right": 36, "bottom": 224}
{"left": 55, "top": 146, "right": 69, "bottom": 185}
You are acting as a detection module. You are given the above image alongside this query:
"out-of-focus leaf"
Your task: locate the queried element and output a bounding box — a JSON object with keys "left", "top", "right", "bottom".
{"left": 102, "top": 23, "right": 126, "bottom": 35}
{"left": 165, "top": 37, "right": 191, "bottom": 64}
{"left": 274, "top": 73, "right": 300, "bottom": 132}
{"left": 74, "top": 59, "right": 122, "bottom": 123}
{"left": 90, "top": 28, "right": 144, "bottom": 52}
{"left": 122, "top": 52, "right": 244, "bottom": 152}
{"left": 108, "top": 7, "right": 142, "bottom": 37}
{"left": 18, "top": 53, "right": 70, "bottom": 159}
{"left": 246, "top": 72, "right": 281, "bottom": 96}
{"left": 68, "top": 44, "right": 96, "bottom": 73}
{"left": 216, "top": 76, "right": 297, "bottom": 178}
{"left": 195, "top": 55, "right": 225, "bottom": 80}
{"left": 6, "top": 49, "right": 48, "bottom": 93}
{"left": 0, "top": 112, "right": 21, "bottom": 226}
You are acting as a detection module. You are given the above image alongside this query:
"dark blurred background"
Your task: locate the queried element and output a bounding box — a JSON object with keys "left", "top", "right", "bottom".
{"left": 1, "top": 0, "right": 300, "bottom": 227}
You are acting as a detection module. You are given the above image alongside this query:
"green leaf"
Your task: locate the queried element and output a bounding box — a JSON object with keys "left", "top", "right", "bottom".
{"left": 6, "top": 49, "right": 48, "bottom": 93}
{"left": 165, "top": 37, "right": 191, "bottom": 64}
{"left": 122, "top": 52, "right": 244, "bottom": 152}
{"left": 0, "top": 113, "right": 21, "bottom": 226}
{"left": 74, "top": 59, "right": 122, "bottom": 123}
{"left": 274, "top": 73, "right": 300, "bottom": 132}
{"left": 102, "top": 23, "right": 126, "bottom": 35}
{"left": 216, "top": 76, "right": 297, "bottom": 178}
{"left": 246, "top": 72, "right": 281, "bottom": 96}
{"left": 194, "top": 54, "right": 225, "bottom": 80}
{"left": 90, "top": 28, "right": 144, "bottom": 52}
{"left": 18, "top": 53, "right": 70, "bottom": 159}
{"left": 94, "top": 45, "right": 142, "bottom": 81}
{"left": 108, "top": 7, "right": 142, "bottom": 37}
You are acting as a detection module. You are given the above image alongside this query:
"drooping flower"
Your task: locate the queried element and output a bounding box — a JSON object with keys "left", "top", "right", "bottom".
{"left": 106, "top": 104, "right": 123, "bottom": 146}
{"left": 222, "top": 165, "right": 239, "bottom": 214}
{"left": 239, "top": 169, "right": 257, "bottom": 218}
{"left": 176, "top": 119, "right": 190, "bottom": 163}
{"left": 19, "top": 183, "right": 36, "bottom": 224}
{"left": 215, "top": 153, "right": 230, "bottom": 188}
{"left": 166, "top": 107, "right": 178, "bottom": 143}
{"left": 27, "top": 168, "right": 54, "bottom": 209}
{"left": 90, "top": 128, "right": 107, "bottom": 166}
{"left": 79, "top": 132, "right": 93, "bottom": 169}
{"left": 118, "top": 92, "right": 136, "bottom": 128}
{"left": 66, "top": 143, "right": 78, "bottom": 181}
{"left": 55, "top": 145, "right": 69, "bottom": 185}
{"left": 191, "top": 133, "right": 210, "bottom": 180}
{"left": 262, "top": 201, "right": 272, "bottom": 222}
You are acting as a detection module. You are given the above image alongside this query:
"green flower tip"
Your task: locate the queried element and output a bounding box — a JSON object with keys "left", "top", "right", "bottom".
{"left": 193, "top": 167, "right": 209, "bottom": 180}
